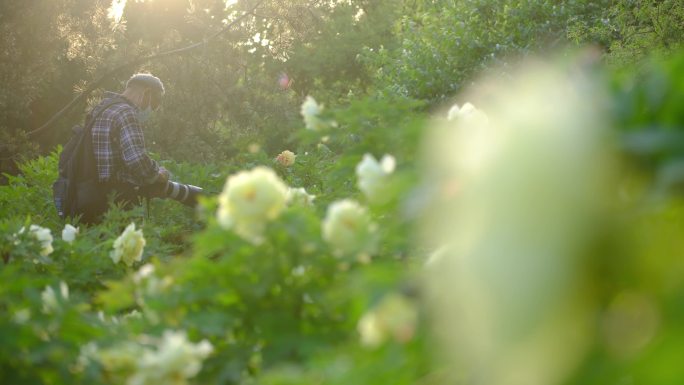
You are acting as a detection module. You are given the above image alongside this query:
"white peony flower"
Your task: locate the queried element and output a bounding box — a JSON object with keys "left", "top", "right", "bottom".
{"left": 217, "top": 167, "right": 289, "bottom": 244}
{"left": 357, "top": 293, "right": 418, "bottom": 348}
{"left": 97, "top": 341, "right": 143, "bottom": 378}
{"left": 123, "top": 310, "right": 143, "bottom": 321}
{"left": 62, "top": 224, "right": 79, "bottom": 243}
{"left": 287, "top": 187, "right": 316, "bottom": 206}
{"left": 110, "top": 223, "right": 146, "bottom": 267}
{"left": 13, "top": 308, "right": 31, "bottom": 324}
{"left": 75, "top": 342, "right": 99, "bottom": 373}
{"left": 358, "top": 311, "right": 384, "bottom": 347}
{"left": 301, "top": 95, "right": 322, "bottom": 117}
{"left": 41, "top": 281, "right": 69, "bottom": 314}
{"left": 133, "top": 264, "right": 173, "bottom": 301}
{"left": 322, "top": 199, "right": 376, "bottom": 256}
{"left": 133, "top": 263, "right": 156, "bottom": 283}
{"left": 300, "top": 96, "right": 326, "bottom": 131}
{"left": 447, "top": 102, "right": 489, "bottom": 123}
{"left": 18, "top": 224, "right": 54, "bottom": 256}
{"left": 94, "top": 330, "right": 212, "bottom": 385}
{"left": 426, "top": 62, "right": 614, "bottom": 385}
{"left": 275, "top": 150, "right": 296, "bottom": 167}
{"left": 41, "top": 286, "right": 58, "bottom": 314}
{"left": 130, "top": 330, "right": 213, "bottom": 385}
{"left": 356, "top": 153, "right": 396, "bottom": 203}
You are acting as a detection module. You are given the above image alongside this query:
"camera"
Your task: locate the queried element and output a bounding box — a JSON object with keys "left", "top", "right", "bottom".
{"left": 162, "top": 181, "right": 203, "bottom": 206}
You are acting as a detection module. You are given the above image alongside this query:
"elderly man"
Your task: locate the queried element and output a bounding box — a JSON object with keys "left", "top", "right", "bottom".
{"left": 75, "top": 73, "right": 201, "bottom": 223}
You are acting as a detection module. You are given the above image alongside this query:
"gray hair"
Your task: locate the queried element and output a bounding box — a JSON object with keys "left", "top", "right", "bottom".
{"left": 126, "top": 73, "right": 165, "bottom": 95}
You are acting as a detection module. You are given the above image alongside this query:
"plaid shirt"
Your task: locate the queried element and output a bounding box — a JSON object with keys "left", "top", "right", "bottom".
{"left": 91, "top": 92, "right": 160, "bottom": 185}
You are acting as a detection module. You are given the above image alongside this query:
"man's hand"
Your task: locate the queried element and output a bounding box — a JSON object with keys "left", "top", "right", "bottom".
{"left": 157, "top": 167, "right": 170, "bottom": 184}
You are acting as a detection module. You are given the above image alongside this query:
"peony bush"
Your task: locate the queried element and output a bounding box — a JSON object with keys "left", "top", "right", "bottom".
{"left": 2, "top": 52, "right": 684, "bottom": 385}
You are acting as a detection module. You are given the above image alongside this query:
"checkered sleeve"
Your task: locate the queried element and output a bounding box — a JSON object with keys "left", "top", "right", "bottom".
{"left": 116, "top": 109, "right": 160, "bottom": 185}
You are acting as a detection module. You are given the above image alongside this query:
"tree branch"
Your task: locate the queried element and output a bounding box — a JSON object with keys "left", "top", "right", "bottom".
{"left": 28, "top": 0, "right": 265, "bottom": 138}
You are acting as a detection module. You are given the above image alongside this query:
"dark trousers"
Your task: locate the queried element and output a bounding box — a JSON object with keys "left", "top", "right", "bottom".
{"left": 77, "top": 179, "right": 165, "bottom": 224}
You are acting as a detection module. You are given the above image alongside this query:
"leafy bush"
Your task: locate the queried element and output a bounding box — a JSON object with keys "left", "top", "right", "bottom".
{"left": 3, "top": 1, "right": 684, "bottom": 383}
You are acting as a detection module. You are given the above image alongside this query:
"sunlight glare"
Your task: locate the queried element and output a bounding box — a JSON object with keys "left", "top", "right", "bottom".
{"left": 107, "top": 0, "right": 127, "bottom": 24}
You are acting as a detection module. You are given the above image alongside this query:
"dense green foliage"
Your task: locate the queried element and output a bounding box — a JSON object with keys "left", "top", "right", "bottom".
{"left": 3, "top": 0, "right": 684, "bottom": 384}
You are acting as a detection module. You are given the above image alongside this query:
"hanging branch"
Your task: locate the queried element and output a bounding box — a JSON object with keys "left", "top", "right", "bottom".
{"left": 28, "top": 0, "right": 265, "bottom": 138}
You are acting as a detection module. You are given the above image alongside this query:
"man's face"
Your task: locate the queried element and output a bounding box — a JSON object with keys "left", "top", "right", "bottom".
{"left": 144, "top": 89, "right": 163, "bottom": 111}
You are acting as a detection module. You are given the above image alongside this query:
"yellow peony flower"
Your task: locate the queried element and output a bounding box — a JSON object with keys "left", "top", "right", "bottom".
{"left": 357, "top": 293, "right": 418, "bottom": 348}
{"left": 217, "top": 167, "right": 289, "bottom": 244}
{"left": 322, "top": 199, "right": 376, "bottom": 256}
{"left": 110, "top": 223, "right": 146, "bottom": 267}
{"left": 275, "top": 150, "right": 296, "bottom": 167}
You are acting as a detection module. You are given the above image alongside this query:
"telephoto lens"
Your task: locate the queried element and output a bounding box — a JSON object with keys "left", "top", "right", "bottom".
{"left": 163, "top": 181, "right": 204, "bottom": 206}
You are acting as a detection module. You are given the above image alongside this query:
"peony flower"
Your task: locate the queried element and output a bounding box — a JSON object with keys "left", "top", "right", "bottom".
{"left": 94, "top": 330, "right": 212, "bottom": 385}
{"left": 275, "top": 150, "right": 296, "bottom": 167}
{"left": 425, "top": 63, "right": 613, "bottom": 384}
{"left": 322, "top": 199, "right": 376, "bottom": 256}
{"left": 248, "top": 143, "right": 261, "bottom": 153}
{"left": 278, "top": 72, "right": 292, "bottom": 90}
{"left": 62, "top": 224, "right": 79, "bottom": 243}
{"left": 41, "top": 281, "right": 69, "bottom": 314}
{"left": 130, "top": 330, "right": 213, "bottom": 385}
{"left": 133, "top": 264, "right": 173, "bottom": 301}
{"left": 356, "top": 153, "right": 396, "bottom": 203}
{"left": 18, "top": 224, "right": 54, "bottom": 256}
{"left": 110, "top": 223, "right": 146, "bottom": 267}
{"left": 447, "top": 102, "right": 489, "bottom": 123}
{"left": 75, "top": 342, "right": 99, "bottom": 373}
{"left": 96, "top": 341, "right": 143, "bottom": 379}
{"left": 287, "top": 187, "right": 316, "bottom": 206}
{"left": 41, "top": 286, "right": 58, "bottom": 314}
{"left": 357, "top": 293, "right": 418, "bottom": 348}
{"left": 300, "top": 96, "right": 326, "bottom": 131}
{"left": 358, "top": 311, "right": 384, "bottom": 347}
{"left": 12, "top": 308, "right": 31, "bottom": 324}
{"left": 217, "top": 167, "right": 289, "bottom": 244}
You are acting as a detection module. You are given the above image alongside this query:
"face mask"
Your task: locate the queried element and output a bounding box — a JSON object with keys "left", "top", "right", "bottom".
{"left": 137, "top": 106, "right": 153, "bottom": 123}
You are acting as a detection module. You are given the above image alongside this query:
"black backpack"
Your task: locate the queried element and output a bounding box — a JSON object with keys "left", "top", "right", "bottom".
{"left": 52, "top": 100, "right": 122, "bottom": 221}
